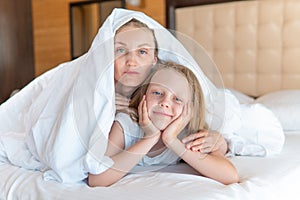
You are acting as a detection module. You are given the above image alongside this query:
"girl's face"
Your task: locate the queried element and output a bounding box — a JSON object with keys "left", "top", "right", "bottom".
{"left": 145, "top": 69, "right": 192, "bottom": 130}
{"left": 114, "top": 25, "right": 157, "bottom": 88}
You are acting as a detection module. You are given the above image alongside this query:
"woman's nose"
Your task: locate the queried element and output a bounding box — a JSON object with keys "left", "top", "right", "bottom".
{"left": 126, "top": 51, "right": 137, "bottom": 66}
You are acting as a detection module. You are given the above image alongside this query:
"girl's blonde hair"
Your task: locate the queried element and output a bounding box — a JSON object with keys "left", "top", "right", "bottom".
{"left": 116, "top": 18, "right": 158, "bottom": 57}
{"left": 129, "top": 61, "right": 207, "bottom": 135}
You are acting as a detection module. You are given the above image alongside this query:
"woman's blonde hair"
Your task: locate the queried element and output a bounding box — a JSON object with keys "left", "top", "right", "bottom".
{"left": 129, "top": 61, "right": 207, "bottom": 135}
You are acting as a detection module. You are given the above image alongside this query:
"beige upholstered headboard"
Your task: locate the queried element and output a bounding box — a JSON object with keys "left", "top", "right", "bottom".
{"left": 166, "top": 0, "right": 300, "bottom": 97}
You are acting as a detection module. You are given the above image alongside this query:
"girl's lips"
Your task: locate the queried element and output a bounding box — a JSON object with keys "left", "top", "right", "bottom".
{"left": 153, "top": 111, "right": 172, "bottom": 117}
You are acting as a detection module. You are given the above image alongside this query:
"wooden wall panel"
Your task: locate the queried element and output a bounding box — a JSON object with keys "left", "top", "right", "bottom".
{"left": 0, "top": 0, "right": 35, "bottom": 103}
{"left": 32, "top": 0, "right": 165, "bottom": 76}
{"left": 126, "top": 0, "right": 166, "bottom": 27}
{"left": 32, "top": 0, "right": 89, "bottom": 76}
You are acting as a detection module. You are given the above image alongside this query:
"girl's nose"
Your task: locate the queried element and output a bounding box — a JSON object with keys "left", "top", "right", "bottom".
{"left": 159, "top": 97, "right": 170, "bottom": 108}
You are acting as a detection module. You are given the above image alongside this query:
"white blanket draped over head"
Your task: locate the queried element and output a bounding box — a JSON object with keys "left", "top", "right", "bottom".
{"left": 0, "top": 8, "right": 284, "bottom": 183}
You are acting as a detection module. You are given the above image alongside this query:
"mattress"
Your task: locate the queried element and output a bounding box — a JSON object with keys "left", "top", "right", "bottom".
{"left": 1, "top": 132, "right": 299, "bottom": 200}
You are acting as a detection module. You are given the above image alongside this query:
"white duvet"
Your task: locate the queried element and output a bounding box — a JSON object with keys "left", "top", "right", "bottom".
{"left": 1, "top": 133, "right": 299, "bottom": 200}
{"left": 0, "top": 8, "right": 284, "bottom": 184}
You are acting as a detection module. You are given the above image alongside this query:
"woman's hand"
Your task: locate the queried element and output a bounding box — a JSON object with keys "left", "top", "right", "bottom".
{"left": 162, "top": 102, "right": 192, "bottom": 145}
{"left": 182, "top": 130, "right": 228, "bottom": 155}
{"left": 115, "top": 93, "right": 130, "bottom": 111}
{"left": 138, "top": 95, "right": 161, "bottom": 140}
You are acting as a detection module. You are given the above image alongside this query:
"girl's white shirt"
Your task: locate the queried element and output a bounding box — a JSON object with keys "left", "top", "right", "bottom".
{"left": 115, "top": 112, "right": 181, "bottom": 167}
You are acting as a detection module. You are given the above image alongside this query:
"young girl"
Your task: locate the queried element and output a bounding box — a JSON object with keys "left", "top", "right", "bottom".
{"left": 88, "top": 62, "right": 239, "bottom": 187}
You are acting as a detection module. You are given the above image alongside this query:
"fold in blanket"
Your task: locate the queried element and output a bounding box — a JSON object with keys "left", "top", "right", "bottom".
{"left": 0, "top": 8, "right": 284, "bottom": 183}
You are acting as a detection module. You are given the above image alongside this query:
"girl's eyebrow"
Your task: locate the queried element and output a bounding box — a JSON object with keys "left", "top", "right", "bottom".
{"left": 150, "top": 84, "right": 187, "bottom": 102}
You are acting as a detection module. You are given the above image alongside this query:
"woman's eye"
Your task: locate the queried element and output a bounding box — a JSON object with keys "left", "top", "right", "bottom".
{"left": 115, "top": 48, "right": 126, "bottom": 54}
{"left": 139, "top": 49, "right": 148, "bottom": 55}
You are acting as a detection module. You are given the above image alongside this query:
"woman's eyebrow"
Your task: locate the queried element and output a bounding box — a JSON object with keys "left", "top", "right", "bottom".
{"left": 114, "top": 41, "right": 126, "bottom": 46}
{"left": 114, "top": 41, "right": 153, "bottom": 48}
{"left": 137, "top": 43, "right": 153, "bottom": 48}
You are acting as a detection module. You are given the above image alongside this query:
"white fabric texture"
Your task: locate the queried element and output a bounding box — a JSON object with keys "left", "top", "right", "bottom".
{"left": 115, "top": 112, "right": 180, "bottom": 167}
{"left": 0, "top": 8, "right": 284, "bottom": 183}
{"left": 229, "top": 89, "right": 255, "bottom": 104}
{"left": 1, "top": 133, "right": 300, "bottom": 200}
{"left": 255, "top": 90, "right": 300, "bottom": 131}
{"left": 228, "top": 103, "right": 285, "bottom": 156}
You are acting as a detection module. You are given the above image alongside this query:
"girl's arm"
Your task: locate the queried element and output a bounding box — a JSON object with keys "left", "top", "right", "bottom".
{"left": 162, "top": 104, "right": 239, "bottom": 185}
{"left": 88, "top": 97, "right": 160, "bottom": 187}
{"left": 88, "top": 121, "right": 160, "bottom": 187}
{"left": 163, "top": 137, "right": 239, "bottom": 185}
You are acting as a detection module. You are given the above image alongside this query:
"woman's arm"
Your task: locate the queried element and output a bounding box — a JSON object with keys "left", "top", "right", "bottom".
{"left": 88, "top": 121, "right": 160, "bottom": 187}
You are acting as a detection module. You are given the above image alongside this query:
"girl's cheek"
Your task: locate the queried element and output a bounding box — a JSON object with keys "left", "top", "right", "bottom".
{"left": 176, "top": 106, "right": 184, "bottom": 116}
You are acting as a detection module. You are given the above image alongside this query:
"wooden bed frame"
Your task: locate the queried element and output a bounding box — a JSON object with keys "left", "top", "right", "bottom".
{"left": 165, "top": 0, "right": 300, "bottom": 97}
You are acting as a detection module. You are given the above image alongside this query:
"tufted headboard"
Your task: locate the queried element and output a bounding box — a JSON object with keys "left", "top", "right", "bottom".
{"left": 166, "top": 0, "right": 300, "bottom": 97}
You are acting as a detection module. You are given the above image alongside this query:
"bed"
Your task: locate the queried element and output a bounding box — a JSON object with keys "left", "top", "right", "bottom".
{"left": 1, "top": 0, "right": 300, "bottom": 199}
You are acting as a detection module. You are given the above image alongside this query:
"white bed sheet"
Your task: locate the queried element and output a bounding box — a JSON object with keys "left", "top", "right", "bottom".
{"left": 1, "top": 132, "right": 300, "bottom": 200}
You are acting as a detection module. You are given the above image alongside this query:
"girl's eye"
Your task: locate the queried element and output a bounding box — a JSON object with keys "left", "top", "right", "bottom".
{"left": 152, "top": 91, "right": 162, "bottom": 96}
{"left": 175, "top": 97, "right": 183, "bottom": 103}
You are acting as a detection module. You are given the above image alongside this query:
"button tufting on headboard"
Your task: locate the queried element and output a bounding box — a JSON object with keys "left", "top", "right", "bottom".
{"left": 172, "top": 0, "right": 300, "bottom": 97}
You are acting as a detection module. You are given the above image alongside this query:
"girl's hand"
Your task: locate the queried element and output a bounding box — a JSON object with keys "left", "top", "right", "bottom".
{"left": 162, "top": 102, "right": 192, "bottom": 144}
{"left": 138, "top": 95, "right": 161, "bottom": 139}
{"left": 182, "top": 130, "right": 228, "bottom": 154}
{"left": 115, "top": 93, "right": 130, "bottom": 111}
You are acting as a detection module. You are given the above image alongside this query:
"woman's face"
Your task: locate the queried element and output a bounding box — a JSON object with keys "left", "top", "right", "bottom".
{"left": 114, "top": 25, "right": 157, "bottom": 88}
{"left": 145, "top": 69, "right": 191, "bottom": 131}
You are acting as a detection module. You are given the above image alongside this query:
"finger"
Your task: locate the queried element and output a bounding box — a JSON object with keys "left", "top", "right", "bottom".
{"left": 115, "top": 100, "right": 130, "bottom": 107}
{"left": 185, "top": 138, "right": 205, "bottom": 149}
{"left": 189, "top": 144, "right": 202, "bottom": 152}
{"left": 182, "top": 132, "right": 207, "bottom": 143}
{"left": 142, "top": 96, "right": 149, "bottom": 123}
{"left": 115, "top": 93, "right": 130, "bottom": 100}
{"left": 115, "top": 100, "right": 130, "bottom": 108}
{"left": 116, "top": 104, "right": 130, "bottom": 111}
{"left": 199, "top": 141, "right": 212, "bottom": 149}
{"left": 115, "top": 95, "right": 130, "bottom": 102}
{"left": 187, "top": 142, "right": 213, "bottom": 153}
{"left": 181, "top": 102, "right": 191, "bottom": 123}
{"left": 115, "top": 93, "right": 130, "bottom": 103}
{"left": 199, "top": 146, "right": 214, "bottom": 154}
{"left": 138, "top": 96, "right": 145, "bottom": 123}
{"left": 199, "top": 129, "right": 209, "bottom": 136}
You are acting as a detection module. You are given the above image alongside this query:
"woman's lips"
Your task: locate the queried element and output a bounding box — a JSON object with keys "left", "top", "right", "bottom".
{"left": 125, "top": 70, "right": 139, "bottom": 75}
